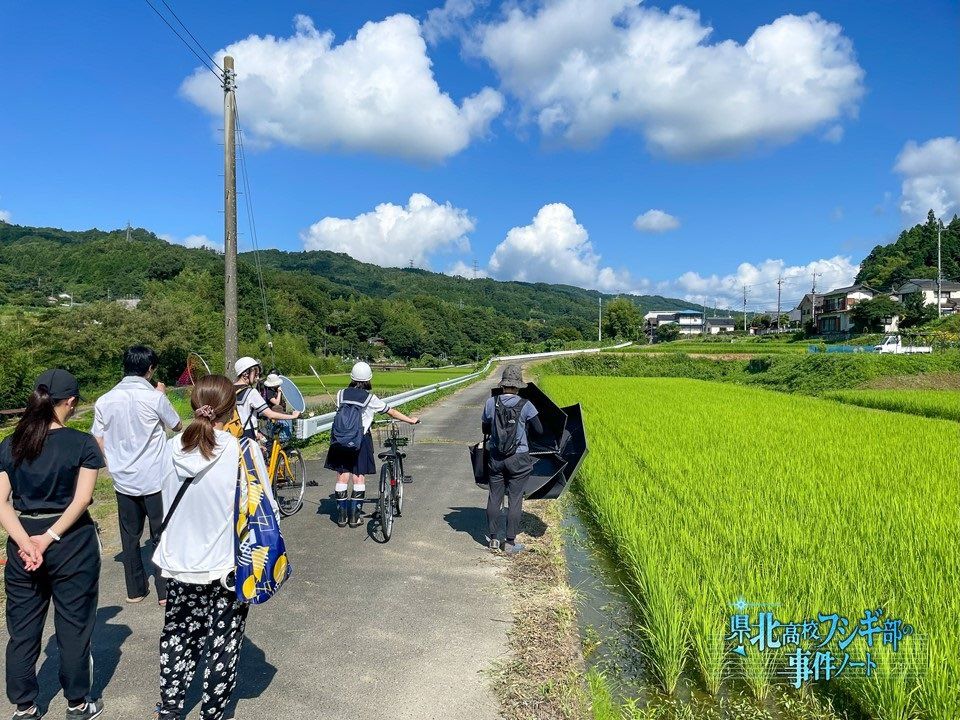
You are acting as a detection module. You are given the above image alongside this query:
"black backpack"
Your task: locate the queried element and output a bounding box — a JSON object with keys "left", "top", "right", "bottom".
{"left": 493, "top": 396, "right": 528, "bottom": 456}
{"left": 330, "top": 388, "right": 371, "bottom": 450}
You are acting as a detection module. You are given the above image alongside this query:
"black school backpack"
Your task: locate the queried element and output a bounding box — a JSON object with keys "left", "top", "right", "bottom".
{"left": 493, "top": 396, "right": 528, "bottom": 456}
{"left": 330, "top": 388, "right": 371, "bottom": 450}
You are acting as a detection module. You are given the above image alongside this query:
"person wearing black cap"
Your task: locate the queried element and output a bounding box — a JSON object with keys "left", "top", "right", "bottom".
{"left": 481, "top": 364, "right": 542, "bottom": 555}
{"left": 0, "top": 369, "right": 106, "bottom": 720}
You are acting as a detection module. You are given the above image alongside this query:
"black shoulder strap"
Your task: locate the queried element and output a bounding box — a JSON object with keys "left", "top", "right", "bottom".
{"left": 157, "top": 476, "right": 195, "bottom": 537}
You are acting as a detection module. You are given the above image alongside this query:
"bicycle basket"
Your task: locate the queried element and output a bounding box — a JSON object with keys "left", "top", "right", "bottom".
{"left": 374, "top": 423, "right": 416, "bottom": 448}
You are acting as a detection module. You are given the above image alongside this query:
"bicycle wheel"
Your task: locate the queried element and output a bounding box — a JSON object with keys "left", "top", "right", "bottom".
{"left": 274, "top": 449, "right": 306, "bottom": 517}
{"left": 378, "top": 462, "right": 395, "bottom": 542}
{"left": 394, "top": 456, "right": 404, "bottom": 517}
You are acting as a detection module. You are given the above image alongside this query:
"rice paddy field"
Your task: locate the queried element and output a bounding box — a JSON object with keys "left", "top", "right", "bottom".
{"left": 824, "top": 389, "right": 960, "bottom": 423}
{"left": 288, "top": 368, "right": 474, "bottom": 397}
{"left": 614, "top": 339, "right": 808, "bottom": 355}
{"left": 542, "top": 375, "right": 960, "bottom": 720}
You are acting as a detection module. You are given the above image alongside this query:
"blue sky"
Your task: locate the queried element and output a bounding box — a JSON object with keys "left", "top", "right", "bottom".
{"left": 1, "top": 0, "right": 958, "bottom": 311}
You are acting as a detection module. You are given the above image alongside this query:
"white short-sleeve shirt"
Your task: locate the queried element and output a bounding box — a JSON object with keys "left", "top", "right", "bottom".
{"left": 92, "top": 376, "right": 182, "bottom": 496}
{"left": 236, "top": 386, "right": 269, "bottom": 430}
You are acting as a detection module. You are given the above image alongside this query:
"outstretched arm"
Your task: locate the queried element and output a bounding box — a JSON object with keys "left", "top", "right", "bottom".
{"left": 387, "top": 407, "right": 420, "bottom": 424}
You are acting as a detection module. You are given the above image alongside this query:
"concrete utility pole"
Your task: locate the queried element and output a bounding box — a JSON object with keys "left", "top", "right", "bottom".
{"left": 811, "top": 271, "right": 822, "bottom": 331}
{"left": 223, "top": 56, "right": 238, "bottom": 374}
{"left": 776, "top": 276, "right": 783, "bottom": 332}
{"left": 598, "top": 297, "right": 602, "bottom": 342}
{"left": 937, "top": 217, "right": 943, "bottom": 318}
{"left": 742, "top": 285, "right": 748, "bottom": 332}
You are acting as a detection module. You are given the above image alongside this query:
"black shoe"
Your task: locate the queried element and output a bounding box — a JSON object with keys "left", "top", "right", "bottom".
{"left": 153, "top": 703, "right": 178, "bottom": 720}
{"left": 64, "top": 700, "right": 103, "bottom": 720}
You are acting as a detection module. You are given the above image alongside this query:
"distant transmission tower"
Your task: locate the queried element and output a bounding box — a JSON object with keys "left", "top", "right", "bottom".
{"left": 126, "top": 222, "right": 132, "bottom": 242}
{"left": 472, "top": 259, "right": 479, "bottom": 279}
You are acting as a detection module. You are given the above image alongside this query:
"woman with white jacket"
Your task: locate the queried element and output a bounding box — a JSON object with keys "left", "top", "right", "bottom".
{"left": 152, "top": 374, "right": 274, "bottom": 720}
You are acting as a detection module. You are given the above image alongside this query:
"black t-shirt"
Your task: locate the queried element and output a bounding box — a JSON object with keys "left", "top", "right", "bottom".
{"left": 0, "top": 428, "right": 105, "bottom": 513}
{"left": 263, "top": 386, "right": 286, "bottom": 412}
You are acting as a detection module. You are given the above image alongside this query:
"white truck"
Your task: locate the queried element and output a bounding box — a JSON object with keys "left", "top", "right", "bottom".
{"left": 874, "top": 335, "right": 932, "bottom": 354}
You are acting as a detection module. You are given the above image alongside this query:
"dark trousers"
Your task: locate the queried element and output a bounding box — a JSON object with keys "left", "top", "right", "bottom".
{"left": 116, "top": 490, "right": 166, "bottom": 600}
{"left": 487, "top": 452, "right": 535, "bottom": 543}
{"left": 5, "top": 514, "right": 100, "bottom": 707}
{"left": 159, "top": 579, "right": 249, "bottom": 720}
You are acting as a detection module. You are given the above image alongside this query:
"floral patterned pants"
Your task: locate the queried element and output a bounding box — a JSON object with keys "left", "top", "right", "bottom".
{"left": 158, "top": 578, "right": 249, "bottom": 720}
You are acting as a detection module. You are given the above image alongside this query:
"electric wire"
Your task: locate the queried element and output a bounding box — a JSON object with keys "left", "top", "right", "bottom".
{"left": 158, "top": 0, "right": 223, "bottom": 73}
{"left": 143, "top": 0, "right": 221, "bottom": 81}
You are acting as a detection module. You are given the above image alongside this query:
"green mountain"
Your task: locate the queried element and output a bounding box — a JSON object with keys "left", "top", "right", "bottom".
{"left": 0, "top": 222, "right": 699, "bottom": 402}
{"left": 856, "top": 211, "right": 960, "bottom": 290}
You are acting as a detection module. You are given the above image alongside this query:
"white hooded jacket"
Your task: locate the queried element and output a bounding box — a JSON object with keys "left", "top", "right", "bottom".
{"left": 153, "top": 429, "right": 241, "bottom": 584}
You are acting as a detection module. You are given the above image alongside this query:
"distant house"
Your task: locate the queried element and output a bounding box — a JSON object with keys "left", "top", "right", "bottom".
{"left": 367, "top": 337, "right": 386, "bottom": 347}
{"left": 795, "top": 293, "right": 823, "bottom": 328}
{"left": 817, "top": 284, "right": 897, "bottom": 334}
{"left": 705, "top": 317, "right": 736, "bottom": 334}
{"left": 892, "top": 279, "right": 960, "bottom": 315}
{"left": 644, "top": 309, "right": 705, "bottom": 336}
{"left": 115, "top": 298, "right": 141, "bottom": 310}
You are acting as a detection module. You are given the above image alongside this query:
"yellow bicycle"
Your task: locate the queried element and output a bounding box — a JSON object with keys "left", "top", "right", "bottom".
{"left": 265, "top": 424, "right": 306, "bottom": 517}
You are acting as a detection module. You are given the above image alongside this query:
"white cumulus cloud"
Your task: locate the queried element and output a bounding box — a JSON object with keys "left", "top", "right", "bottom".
{"left": 181, "top": 14, "right": 504, "bottom": 162}
{"left": 894, "top": 136, "right": 960, "bottom": 223}
{"left": 301, "top": 193, "right": 475, "bottom": 268}
{"left": 446, "top": 259, "right": 490, "bottom": 278}
{"left": 660, "top": 255, "right": 859, "bottom": 309}
{"left": 161, "top": 233, "right": 222, "bottom": 252}
{"left": 423, "top": 0, "right": 486, "bottom": 44}
{"left": 476, "top": 1, "right": 864, "bottom": 157}
{"left": 634, "top": 209, "right": 680, "bottom": 233}
{"left": 487, "top": 203, "right": 632, "bottom": 291}
{"left": 0, "top": 209, "right": 11, "bottom": 223}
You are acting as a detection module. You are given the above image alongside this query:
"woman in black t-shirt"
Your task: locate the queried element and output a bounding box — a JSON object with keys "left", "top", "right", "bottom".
{"left": 0, "top": 369, "right": 106, "bottom": 720}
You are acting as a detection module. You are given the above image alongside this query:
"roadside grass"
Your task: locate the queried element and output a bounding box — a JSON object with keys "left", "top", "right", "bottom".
{"left": 491, "top": 498, "right": 590, "bottom": 720}
{"left": 616, "top": 339, "right": 807, "bottom": 355}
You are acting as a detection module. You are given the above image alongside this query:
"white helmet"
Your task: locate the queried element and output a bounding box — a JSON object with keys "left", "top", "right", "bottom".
{"left": 234, "top": 356, "right": 261, "bottom": 378}
{"left": 350, "top": 361, "right": 373, "bottom": 382}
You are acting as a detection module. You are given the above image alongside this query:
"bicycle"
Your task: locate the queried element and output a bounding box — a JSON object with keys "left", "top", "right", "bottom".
{"left": 373, "top": 420, "right": 415, "bottom": 542}
{"left": 264, "top": 421, "right": 307, "bottom": 517}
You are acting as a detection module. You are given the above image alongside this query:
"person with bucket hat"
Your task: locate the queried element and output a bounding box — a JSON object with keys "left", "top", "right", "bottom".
{"left": 324, "top": 362, "right": 420, "bottom": 528}
{"left": 481, "top": 364, "right": 543, "bottom": 555}
{"left": 0, "top": 370, "right": 107, "bottom": 720}
{"left": 261, "top": 372, "right": 292, "bottom": 445}
{"left": 232, "top": 357, "right": 300, "bottom": 442}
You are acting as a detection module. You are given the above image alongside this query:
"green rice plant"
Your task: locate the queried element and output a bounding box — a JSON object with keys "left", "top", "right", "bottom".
{"left": 542, "top": 376, "right": 960, "bottom": 720}
{"left": 824, "top": 389, "right": 960, "bottom": 422}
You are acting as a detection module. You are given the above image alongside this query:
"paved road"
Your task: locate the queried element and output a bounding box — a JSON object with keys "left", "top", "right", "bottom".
{"left": 7, "top": 375, "right": 510, "bottom": 719}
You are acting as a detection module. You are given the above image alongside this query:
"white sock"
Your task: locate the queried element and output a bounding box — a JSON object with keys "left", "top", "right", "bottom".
{"left": 335, "top": 482, "right": 348, "bottom": 493}
{"left": 353, "top": 483, "right": 366, "bottom": 494}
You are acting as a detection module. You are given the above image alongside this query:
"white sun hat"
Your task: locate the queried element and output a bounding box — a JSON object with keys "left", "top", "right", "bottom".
{"left": 263, "top": 373, "right": 282, "bottom": 388}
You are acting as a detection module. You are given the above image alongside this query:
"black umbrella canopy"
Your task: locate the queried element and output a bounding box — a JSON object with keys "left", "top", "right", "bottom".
{"left": 492, "top": 382, "right": 567, "bottom": 455}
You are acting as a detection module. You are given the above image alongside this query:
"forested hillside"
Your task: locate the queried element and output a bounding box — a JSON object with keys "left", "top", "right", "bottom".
{"left": 0, "top": 223, "right": 698, "bottom": 404}
{"left": 856, "top": 211, "right": 960, "bottom": 289}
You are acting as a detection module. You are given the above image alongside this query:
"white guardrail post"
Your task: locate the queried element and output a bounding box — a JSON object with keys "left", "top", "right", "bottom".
{"left": 295, "top": 341, "right": 631, "bottom": 440}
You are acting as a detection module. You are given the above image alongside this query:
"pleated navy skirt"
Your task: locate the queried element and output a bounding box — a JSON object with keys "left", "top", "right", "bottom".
{"left": 324, "top": 430, "right": 376, "bottom": 476}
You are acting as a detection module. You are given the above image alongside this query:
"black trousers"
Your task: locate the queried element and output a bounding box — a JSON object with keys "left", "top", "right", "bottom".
{"left": 486, "top": 453, "right": 535, "bottom": 543}
{"left": 5, "top": 514, "right": 100, "bottom": 707}
{"left": 116, "top": 490, "right": 167, "bottom": 600}
{"left": 158, "top": 579, "right": 249, "bottom": 720}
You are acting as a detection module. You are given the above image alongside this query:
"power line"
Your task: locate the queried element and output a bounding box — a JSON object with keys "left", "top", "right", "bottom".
{"left": 143, "top": 0, "right": 222, "bottom": 81}
{"left": 158, "top": 0, "right": 223, "bottom": 72}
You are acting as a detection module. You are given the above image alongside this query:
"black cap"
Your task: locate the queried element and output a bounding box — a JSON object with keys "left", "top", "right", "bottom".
{"left": 35, "top": 369, "right": 82, "bottom": 401}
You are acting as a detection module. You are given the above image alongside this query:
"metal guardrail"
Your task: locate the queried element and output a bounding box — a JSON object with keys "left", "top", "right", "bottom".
{"left": 294, "top": 341, "right": 632, "bottom": 440}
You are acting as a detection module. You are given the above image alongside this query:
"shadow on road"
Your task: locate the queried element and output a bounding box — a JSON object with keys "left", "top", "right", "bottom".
{"left": 444, "top": 506, "right": 548, "bottom": 546}
{"left": 36, "top": 605, "right": 131, "bottom": 709}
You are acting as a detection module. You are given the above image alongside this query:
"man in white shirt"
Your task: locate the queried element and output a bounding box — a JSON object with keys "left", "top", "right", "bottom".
{"left": 93, "top": 346, "right": 182, "bottom": 605}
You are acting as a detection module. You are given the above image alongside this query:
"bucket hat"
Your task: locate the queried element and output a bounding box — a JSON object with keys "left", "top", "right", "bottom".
{"left": 498, "top": 364, "right": 526, "bottom": 389}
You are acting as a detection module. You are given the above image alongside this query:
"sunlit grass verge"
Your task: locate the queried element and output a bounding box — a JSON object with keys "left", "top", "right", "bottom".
{"left": 824, "top": 388, "right": 960, "bottom": 422}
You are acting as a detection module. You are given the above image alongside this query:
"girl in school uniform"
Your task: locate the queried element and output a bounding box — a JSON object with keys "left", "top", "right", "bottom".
{"left": 0, "top": 369, "right": 106, "bottom": 720}
{"left": 324, "top": 362, "right": 419, "bottom": 528}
